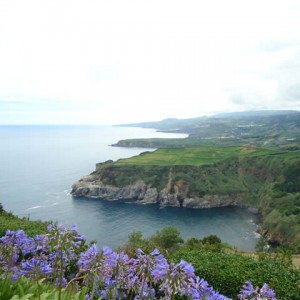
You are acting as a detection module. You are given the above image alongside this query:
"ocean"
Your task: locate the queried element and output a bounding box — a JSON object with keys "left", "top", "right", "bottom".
{"left": 0, "top": 125, "right": 259, "bottom": 250}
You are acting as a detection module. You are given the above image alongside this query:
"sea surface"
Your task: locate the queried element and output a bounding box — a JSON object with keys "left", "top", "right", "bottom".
{"left": 0, "top": 125, "right": 260, "bottom": 250}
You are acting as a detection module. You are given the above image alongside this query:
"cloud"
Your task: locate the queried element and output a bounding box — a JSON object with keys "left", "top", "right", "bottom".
{"left": 283, "top": 84, "right": 300, "bottom": 102}
{"left": 0, "top": 0, "right": 300, "bottom": 124}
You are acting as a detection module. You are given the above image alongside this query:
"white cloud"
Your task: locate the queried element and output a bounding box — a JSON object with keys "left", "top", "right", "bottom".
{"left": 0, "top": 0, "right": 299, "bottom": 124}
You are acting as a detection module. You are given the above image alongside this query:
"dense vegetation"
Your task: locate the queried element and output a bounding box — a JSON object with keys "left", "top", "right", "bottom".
{"left": 123, "top": 228, "right": 300, "bottom": 300}
{"left": 1, "top": 216, "right": 297, "bottom": 300}
{"left": 0, "top": 206, "right": 298, "bottom": 299}
{"left": 171, "top": 246, "right": 299, "bottom": 300}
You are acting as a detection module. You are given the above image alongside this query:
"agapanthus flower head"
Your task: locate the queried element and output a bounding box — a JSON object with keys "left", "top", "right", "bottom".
{"left": 1, "top": 229, "right": 29, "bottom": 249}
{"left": 34, "top": 234, "right": 50, "bottom": 253}
{"left": 0, "top": 229, "right": 35, "bottom": 268}
{"left": 70, "top": 224, "right": 78, "bottom": 233}
{"left": 178, "top": 259, "right": 195, "bottom": 277}
{"left": 238, "top": 281, "right": 276, "bottom": 300}
{"left": 78, "top": 243, "right": 98, "bottom": 271}
{"left": 117, "top": 251, "right": 129, "bottom": 264}
{"left": 137, "top": 248, "right": 144, "bottom": 255}
{"left": 150, "top": 248, "right": 160, "bottom": 256}
{"left": 47, "top": 224, "right": 55, "bottom": 231}
{"left": 151, "top": 253, "right": 169, "bottom": 282}
{"left": 240, "top": 281, "right": 255, "bottom": 297}
{"left": 102, "top": 246, "right": 113, "bottom": 256}
{"left": 19, "top": 257, "right": 52, "bottom": 278}
{"left": 261, "top": 283, "right": 276, "bottom": 299}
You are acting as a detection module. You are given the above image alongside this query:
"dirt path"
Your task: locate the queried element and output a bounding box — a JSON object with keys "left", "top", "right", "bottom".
{"left": 293, "top": 255, "right": 300, "bottom": 268}
{"left": 240, "top": 251, "right": 300, "bottom": 268}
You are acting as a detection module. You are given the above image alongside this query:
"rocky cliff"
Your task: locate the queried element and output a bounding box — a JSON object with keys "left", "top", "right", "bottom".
{"left": 71, "top": 173, "right": 244, "bottom": 209}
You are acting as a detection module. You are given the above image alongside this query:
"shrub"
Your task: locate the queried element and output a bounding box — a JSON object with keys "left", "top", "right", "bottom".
{"left": 171, "top": 246, "right": 300, "bottom": 300}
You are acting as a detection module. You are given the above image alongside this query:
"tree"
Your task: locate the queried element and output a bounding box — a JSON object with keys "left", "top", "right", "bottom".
{"left": 150, "top": 227, "right": 183, "bottom": 251}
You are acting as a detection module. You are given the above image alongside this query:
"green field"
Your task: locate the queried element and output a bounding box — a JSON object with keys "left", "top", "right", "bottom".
{"left": 115, "top": 146, "right": 292, "bottom": 166}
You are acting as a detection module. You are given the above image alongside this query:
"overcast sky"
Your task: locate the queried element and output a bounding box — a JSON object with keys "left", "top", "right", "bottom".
{"left": 0, "top": 0, "right": 300, "bottom": 125}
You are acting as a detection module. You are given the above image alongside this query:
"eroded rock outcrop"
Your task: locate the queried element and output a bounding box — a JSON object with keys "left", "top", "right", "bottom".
{"left": 71, "top": 174, "right": 244, "bottom": 208}
{"left": 71, "top": 176, "right": 148, "bottom": 201}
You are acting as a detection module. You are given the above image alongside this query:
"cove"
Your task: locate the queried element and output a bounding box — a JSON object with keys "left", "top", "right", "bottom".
{"left": 0, "top": 125, "right": 259, "bottom": 251}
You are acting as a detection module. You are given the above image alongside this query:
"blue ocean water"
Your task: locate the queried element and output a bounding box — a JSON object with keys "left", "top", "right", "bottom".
{"left": 0, "top": 125, "right": 259, "bottom": 250}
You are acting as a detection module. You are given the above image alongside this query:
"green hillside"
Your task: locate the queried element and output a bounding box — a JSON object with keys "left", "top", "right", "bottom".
{"left": 93, "top": 147, "right": 300, "bottom": 252}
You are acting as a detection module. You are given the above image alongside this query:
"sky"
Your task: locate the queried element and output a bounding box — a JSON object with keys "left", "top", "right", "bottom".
{"left": 0, "top": 0, "right": 300, "bottom": 125}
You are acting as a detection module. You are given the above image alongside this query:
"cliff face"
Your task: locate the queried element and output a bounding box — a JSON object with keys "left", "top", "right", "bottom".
{"left": 71, "top": 174, "right": 244, "bottom": 208}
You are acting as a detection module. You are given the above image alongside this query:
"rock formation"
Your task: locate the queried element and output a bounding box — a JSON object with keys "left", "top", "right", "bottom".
{"left": 71, "top": 174, "right": 244, "bottom": 209}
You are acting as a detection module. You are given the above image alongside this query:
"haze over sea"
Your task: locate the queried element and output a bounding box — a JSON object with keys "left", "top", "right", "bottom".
{"left": 0, "top": 125, "right": 259, "bottom": 250}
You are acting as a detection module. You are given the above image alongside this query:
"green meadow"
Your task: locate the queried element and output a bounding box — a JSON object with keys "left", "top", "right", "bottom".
{"left": 115, "top": 146, "right": 291, "bottom": 166}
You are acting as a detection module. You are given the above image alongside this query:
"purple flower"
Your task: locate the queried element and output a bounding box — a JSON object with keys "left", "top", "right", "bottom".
{"left": 150, "top": 248, "right": 160, "bottom": 256}
{"left": 54, "top": 277, "right": 68, "bottom": 288}
{"left": 47, "top": 224, "right": 55, "bottom": 231}
{"left": 261, "top": 283, "right": 276, "bottom": 299}
{"left": 34, "top": 234, "right": 50, "bottom": 253}
{"left": 238, "top": 281, "right": 276, "bottom": 300}
{"left": 151, "top": 254, "right": 169, "bottom": 282}
{"left": 137, "top": 248, "right": 144, "bottom": 254}
{"left": 178, "top": 259, "right": 195, "bottom": 277}
{"left": 102, "top": 246, "right": 113, "bottom": 256}
{"left": 0, "top": 225, "right": 277, "bottom": 300}
{"left": 19, "top": 258, "right": 52, "bottom": 278}
{"left": 240, "top": 281, "right": 255, "bottom": 297}
{"left": 78, "top": 244, "right": 98, "bottom": 271}
{"left": 70, "top": 224, "right": 78, "bottom": 233}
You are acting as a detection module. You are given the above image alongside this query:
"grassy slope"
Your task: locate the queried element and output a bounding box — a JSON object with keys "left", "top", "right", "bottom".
{"left": 0, "top": 210, "right": 49, "bottom": 237}
{"left": 114, "top": 146, "right": 294, "bottom": 166}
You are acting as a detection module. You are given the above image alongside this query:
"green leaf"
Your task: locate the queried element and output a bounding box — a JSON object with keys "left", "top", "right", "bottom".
{"left": 19, "top": 294, "right": 34, "bottom": 300}
{"left": 40, "top": 293, "right": 51, "bottom": 300}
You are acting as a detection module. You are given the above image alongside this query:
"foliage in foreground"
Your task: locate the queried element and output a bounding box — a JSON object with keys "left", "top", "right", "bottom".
{"left": 124, "top": 230, "right": 300, "bottom": 300}
{"left": 0, "top": 225, "right": 277, "bottom": 300}
{"left": 0, "top": 275, "right": 88, "bottom": 300}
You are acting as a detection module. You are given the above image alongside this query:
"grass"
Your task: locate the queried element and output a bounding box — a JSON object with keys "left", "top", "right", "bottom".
{"left": 114, "top": 146, "right": 298, "bottom": 166}
{"left": 0, "top": 211, "right": 49, "bottom": 237}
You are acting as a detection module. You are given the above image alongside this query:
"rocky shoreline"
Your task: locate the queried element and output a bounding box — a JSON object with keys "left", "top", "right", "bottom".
{"left": 71, "top": 174, "right": 247, "bottom": 209}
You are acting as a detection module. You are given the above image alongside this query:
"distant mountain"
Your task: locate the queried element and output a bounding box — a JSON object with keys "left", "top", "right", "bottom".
{"left": 115, "top": 110, "right": 300, "bottom": 149}
{"left": 214, "top": 110, "right": 298, "bottom": 118}
{"left": 117, "top": 110, "right": 300, "bottom": 130}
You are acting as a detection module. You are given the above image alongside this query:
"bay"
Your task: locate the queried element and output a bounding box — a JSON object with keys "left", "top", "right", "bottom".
{"left": 0, "top": 125, "right": 259, "bottom": 250}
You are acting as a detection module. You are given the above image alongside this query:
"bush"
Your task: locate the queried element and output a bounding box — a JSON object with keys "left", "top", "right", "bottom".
{"left": 171, "top": 246, "right": 300, "bottom": 300}
{"left": 150, "top": 226, "right": 184, "bottom": 252}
